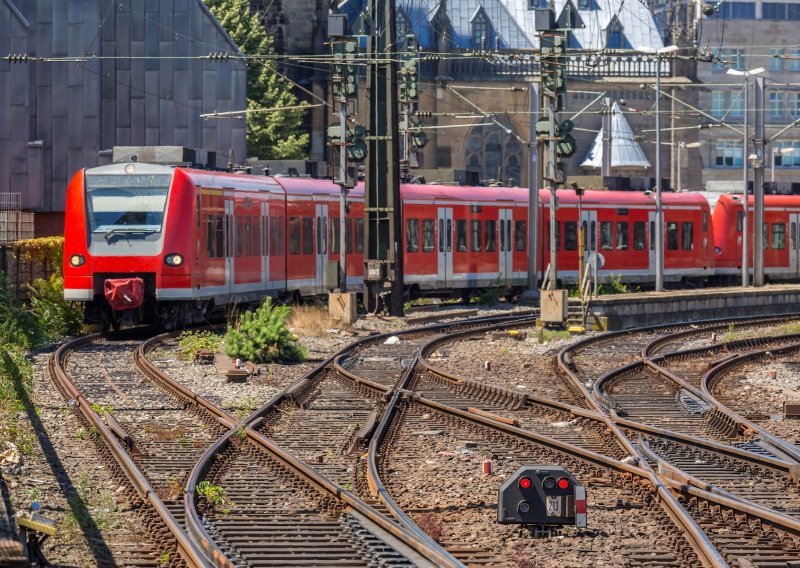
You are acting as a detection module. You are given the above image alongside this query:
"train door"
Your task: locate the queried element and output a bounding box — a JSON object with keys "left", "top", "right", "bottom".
{"left": 261, "top": 202, "right": 270, "bottom": 289}
{"left": 315, "top": 204, "right": 328, "bottom": 292}
{"left": 437, "top": 207, "right": 453, "bottom": 287}
{"left": 648, "top": 211, "right": 657, "bottom": 274}
{"left": 498, "top": 209, "right": 513, "bottom": 284}
{"left": 790, "top": 214, "right": 800, "bottom": 277}
{"left": 225, "top": 200, "right": 234, "bottom": 295}
{"left": 580, "top": 210, "right": 597, "bottom": 276}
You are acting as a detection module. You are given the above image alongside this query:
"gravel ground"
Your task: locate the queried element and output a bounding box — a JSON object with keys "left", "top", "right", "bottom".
{"left": 428, "top": 328, "right": 588, "bottom": 404}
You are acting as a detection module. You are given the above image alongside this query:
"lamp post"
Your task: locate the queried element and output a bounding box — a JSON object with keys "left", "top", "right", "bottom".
{"left": 637, "top": 44, "right": 679, "bottom": 292}
{"left": 727, "top": 66, "right": 765, "bottom": 287}
{"left": 676, "top": 141, "right": 702, "bottom": 192}
{"left": 772, "top": 146, "right": 794, "bottom": 182}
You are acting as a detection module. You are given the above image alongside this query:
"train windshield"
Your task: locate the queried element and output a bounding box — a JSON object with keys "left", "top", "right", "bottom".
{"left": 85, "top": 173, "right": 172, "bottom": 240}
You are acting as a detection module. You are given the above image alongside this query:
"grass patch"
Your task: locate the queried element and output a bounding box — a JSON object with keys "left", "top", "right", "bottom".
{"left": 177, "top": 330, "right": 222, "bottom": 361}
{"left": 232, "top": 395, "right": 258, "bottom": 421}
{"left": 289, "top": 304, "right": 346, "bottom": 337}
{"left": 541, "top": 329, "right": 571, "bottom": 343}
{"left": 63, "top": 471, "right": 122, "bottom": 540}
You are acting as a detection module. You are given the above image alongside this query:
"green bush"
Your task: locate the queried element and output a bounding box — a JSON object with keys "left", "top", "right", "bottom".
{"left": 224, "top": 298, "right": 306, "bottom": 363}
{"left": 28, "top": 274, "right": 83, "bottom": 341}
{"left": 0, "top": 273, "right": 42, "bottom": 349}
{"left": 177, "top": 330, "right": 222, "bottom": 361}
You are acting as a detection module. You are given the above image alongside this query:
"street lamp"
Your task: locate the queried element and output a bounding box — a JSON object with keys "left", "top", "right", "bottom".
{"left": 637, "top": 44, "right": 679, "bottom": 292}
{"left": 676, "top": 141, "right": 702, "bottom": 192}
{"left": 727, "top": 66, "right": 765, "bottom": 287}
{"left": 771, "top": 146, "right": 795, "bottom": 182}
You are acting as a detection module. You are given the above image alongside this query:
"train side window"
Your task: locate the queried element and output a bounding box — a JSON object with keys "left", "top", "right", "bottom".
{"left": 302, "top": 217, "right": 314, "bottom": 255}
{"left": 289, "top": 217, "right": 300, "bottom": 255}
{"left": 590, "top": 221, "right": 596, "bottom": 250}
{"left": 235, "top": 217, "right": 243, "bottom": 257}
{"left": 322, "top": 217, "right": 328, "bottom": 254}
{"left": 515, "top": 221, "right": 526, "bottom": 251}
{"left": 485, "top": 220, "right": 496, "bottom": 252}
{"left": 346, "top": 218, "right": 353, "bottom": 254}
{"left": 506, "top": 220, "right": 512, "bottom": 252}
{"left": 456, "top": 220, "right": 467, "bottom": 252}
{"left": 773, "top": 223, "right": 786, "bottom": 250}
{"left": 667, "top": 222, "right": 679, "bottom": 250}
{"left": 792, "top": 222, "right": 797, "bottom": 250}
{"left": 422, "top": 219, "right": 435, "bottom": 252}
{"left": 316, "top": 216, "right": 322, "bottom": 254}
{"left": 616, "top": 221, "right": 629, "bottom": 251}
{"left": 471, "top": 220, "right": 482, "bottom": 252}
{"left": 499, "top": 220, "right": 505, "bottom": 251}
{"left": 581, "top": 221, "right": 588, "bottom": 250}
{"left": 330, "top": 217, "right": 340, "bottom": 254}
{"left": 244, "top": 217, "right": 252, "bottom": 256}
{"left": 702, "top": 211, "right": 708, "bottom": 232}
{"left": 600, "top": 221, "right": 613, "bottom": 250}
{"left": 763, "top": 223, "right": 770, "bottom": 250}
{"left": 447, "top": 219, "right": 453, "bottom": 252}
{"left": 253, "top": 217, "right": 260, "bottom": 256}
{"left": 406, "top": 219, "right": 420, "bottom": 252}
{"left": 354, "top": 218, "right": 364, "bottom": 253}
{"left": 439, "top": 219, "right": 445, "bottom": 252}
{"left": 649, "top": 221, "right": 655, "bottom": 251}
{"left": 196, "top": 196, "right": 200, "bottom": 228}
{"left": 206, "top": 215, "right": 214, "bottom": 257}
{"left": 736, "top": 211, "right": 743, "bottom": 232}
{"left": 633, "top": 222, "right": 646, "bottom": 251}
{"left": 215, "top": 215, "right": 224, "bottom": 258}
{"left": 564, "top": 221, "right": 577, "bottom": 251}
{"left": 681, "top": 222, "right": 693, "bottom": 251}
{"left": 270, "top": 217, "right": 279, "bottom": 256}
{"left": 262, "top": 216, "right": 268, "bottom": 256}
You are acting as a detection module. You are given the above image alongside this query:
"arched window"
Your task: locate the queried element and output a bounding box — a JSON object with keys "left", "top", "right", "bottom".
{"left": 464, "top": 123, "right": 524, "bottom": 185}
{"left": 472, "top": 13, "right": 489, "bottom": 48}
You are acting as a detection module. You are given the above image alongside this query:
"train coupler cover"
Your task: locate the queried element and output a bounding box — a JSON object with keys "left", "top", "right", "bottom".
{"left": 103, "top": 278, "right": 145, "bottom": 311}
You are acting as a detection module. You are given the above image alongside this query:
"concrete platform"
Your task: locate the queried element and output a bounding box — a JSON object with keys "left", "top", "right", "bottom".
{"left": 585, "top": 284, "right": 800, "bottom": 330}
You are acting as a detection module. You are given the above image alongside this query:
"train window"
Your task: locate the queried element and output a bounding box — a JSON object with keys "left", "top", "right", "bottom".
{"left": 600, "top": 222, "right": 613, "bottom": 250}
{"left": 302, "top": 217, "right": 314, "bottom": 255}
{"left": 471, "top": 220, "right": 482, "bottom": 252}
{"left": 322, "top": 217, "right": 328, "bottom": 254}
{"left": 681, "top": 222, "right": 694, "bottom": 251}
{"left": 545, "top": 222, "right": 560, "bottom": 251}
{"left": 330, "top": 217, "right": 340, "bottom": 254}
{"left": 650, "top": 221, "right": 655, "bottom": 251}
{"left": 736, "top": 211, "right": 743, "bottom": 232}
{"left": 616, "top": 222, "right": 629, "bottom": 251}
{"left": 206, "top": 215, "right": 215, "bottom": 257}
{"left": 633, "top": 222, "right": 646, "bottom": 251}
{"left": 262, "top": 216, "right": 268, "bottom": 256}
{"left": 485, "top": 220, "right": 496, "bottom": 252}
{"left": 763, "top": 224, "right": 769, "bottom": 250}
{"left": 196, "top": 196, "right": 201, "bottom": 228}
{"left": 346, "top": 218, "right": 353, "bottom": 254}
{"left": 773, "top": 223, "right": 786, "bottom": 250}
{"left": 515, "top": 221, "right": 526, "bottom": 251}
{"left": 456, "top": 220, "right": 468, "bottom": 252}
{"left": 439, "top": 219, "right": 445, "bottom": 252}
{"left": 506, "top": 220, "right": 512, "bottom": 253}
{"left": 255, "top": 217, "right": 262, "bottom": 256}
{"left": 499, "top": 220, "right": 505, "bottom": 251}
{"left": 590, "top": 221, "right": 596, "bottom": 250}
{"left": 289, "top": 217, "right": 300, "bottom": 255}
{"left": 423, "top": 219, "right": 435, "bottom": 252}
{"left": 447, "top": 219, "right": 453, "bottom": 252}
{"left": 354, "top": 218, "right": 365, "bottom": 253}
{"left": 564, "top": 222, "right": 577, "bottom": 251}
{"left": 702, "top": 211, "right": 708, "bottom": 232}
{"left": 470, "top": 205, "right": 483, "bottom": 213}
{"left": 215, "top": 215, "right": 224, "bottom": 258}
{"left": 792, "top": 222, "right": 797, "bottom": 250}
{"left": 406, "top": 219, "right": 420, "bottom": 252}
{"left": 617, "top": 208, "right": 629, "bottom": 215}
{"left": 667, "top": 222, "right": 679, "bottom": 250}
{"left": 270, "top": 217, "right": 279, "bottom": 256}
{"left": 236, "top": 217, "right": 243, "bottom": 257}
{"left": 245, "top": 217, "right": 252, "bottom": 256}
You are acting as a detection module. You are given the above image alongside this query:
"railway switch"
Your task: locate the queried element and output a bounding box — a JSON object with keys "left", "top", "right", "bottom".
{"left": 497, "top": 465, "right": 587, "bottom": 528}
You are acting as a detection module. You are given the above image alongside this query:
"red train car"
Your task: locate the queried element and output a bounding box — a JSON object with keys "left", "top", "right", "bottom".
{"left": 712, "top": 193, "right": 800, "bottom": 283}
{"left": 64, "top": 162, "right": 718, "bottom": 328}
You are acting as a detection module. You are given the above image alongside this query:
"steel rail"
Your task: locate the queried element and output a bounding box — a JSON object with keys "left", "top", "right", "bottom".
{"left": 48, "top": 334, "right": 212, "bottom": 568}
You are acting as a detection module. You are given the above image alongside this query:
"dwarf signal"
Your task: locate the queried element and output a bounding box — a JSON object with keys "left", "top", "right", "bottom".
{"left": 497, "top": 465, "right": 587, "bottom": 529}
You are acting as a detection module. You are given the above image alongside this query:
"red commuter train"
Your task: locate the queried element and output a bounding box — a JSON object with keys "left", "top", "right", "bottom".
{"left": 61, "top": 161, "right": 794, "bottom": 328}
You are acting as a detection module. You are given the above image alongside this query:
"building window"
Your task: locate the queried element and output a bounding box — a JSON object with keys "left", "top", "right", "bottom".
{"left": 706, "top": 2, "right": 755, "bottom": 18}
{"left": 713, "top": 47, "right": 745, "bottom": 72}
{"left": 763, "top": 2, "right": 785, "bottom": 18}
{"left": 729, "top": 91, "right": 743, "bottom": 117}
{"left": 528, "top": 0, "right": 539, "bottom": 8}
{"left": 770, "top": 92, "right": 784, "bottom": 120}
{"left": 790, "top": 3, "right": 800, "bottom": 18}
{"left": 770, "top": 48, "right": 784, "bottom": 71}
{"left": 789, "top": 49, "right": 800, "bottom": 72}
{"left": 464, "top": 123, "right": 523, "bottom": 186}
{"left": 472, "top": 13, "right": 489, "bottom": 48}
{"left": 711, "top": 91, "right": 727, "bottom": 117}
{"left": 607, "top": 21, "right": 624, "bottom": 49}
{"left": 578, "top": 0, "right": 591, "bottom": 8}
{"left": 714, "top": 140, "right": 743, "bottom": 168}
{"left": 775, "top": 141, "right": 800, "bottom": 167}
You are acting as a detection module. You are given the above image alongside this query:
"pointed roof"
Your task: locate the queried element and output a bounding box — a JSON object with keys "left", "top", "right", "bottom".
{"left": 581, "top": 102, "right": 651, "bottom": 169}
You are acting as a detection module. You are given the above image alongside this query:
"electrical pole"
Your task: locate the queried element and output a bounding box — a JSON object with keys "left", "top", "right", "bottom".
{"left": 521, "top": 82, "right": 540, "bottom": 303}
{"left": 753, "top": 76, "right": 766, "bottom": 287}
{"left": 601, "top": 97, "right": 612, "bottom": 178}
{"left": 364, "top": 0, "right": 403, "bottom": 316}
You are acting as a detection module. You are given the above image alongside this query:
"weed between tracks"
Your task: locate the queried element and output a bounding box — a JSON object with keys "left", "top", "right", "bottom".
{"left": 413, "top": 512, "right": 443, "bottom": 542}
{"left": 63, "top": 471, "right": 122, "bottom": 540}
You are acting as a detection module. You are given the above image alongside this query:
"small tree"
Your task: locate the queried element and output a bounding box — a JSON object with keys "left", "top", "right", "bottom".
{"left": 204, "top": 0, "right": 309, "bottom": 159}
{"left": 224, "top": 298, "right": 306, "bottom": 363}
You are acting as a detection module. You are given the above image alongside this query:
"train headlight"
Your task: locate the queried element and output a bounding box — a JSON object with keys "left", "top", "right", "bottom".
{"left": 164, "top": 253, "right": 184, "bottom": 267}
{"left": 69, "top": 254, "right": 85, "bottom": 267}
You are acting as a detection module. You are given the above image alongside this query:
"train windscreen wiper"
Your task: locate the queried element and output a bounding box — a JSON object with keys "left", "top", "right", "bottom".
{"left": 100, "top": 227, "right": 158, "bottom": 242}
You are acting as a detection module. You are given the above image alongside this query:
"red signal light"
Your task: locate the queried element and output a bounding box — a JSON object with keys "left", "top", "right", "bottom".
{"left": 519, "top": 476, "right": 532, "bottom": 489}
{"left": 557, "top": 477, "right": 570, "bottom": 490}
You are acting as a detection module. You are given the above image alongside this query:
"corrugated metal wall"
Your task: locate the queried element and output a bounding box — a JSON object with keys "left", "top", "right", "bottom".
{"left": 0, "top": 0, "right": 247, "bottom": 215}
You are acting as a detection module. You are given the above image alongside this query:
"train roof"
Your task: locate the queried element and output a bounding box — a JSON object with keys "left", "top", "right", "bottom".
{"left": 716, "top": 192, "right": 800, "bottom": 208}
{"left": 541, "top": 189, "right": 710, "bottom": 207}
